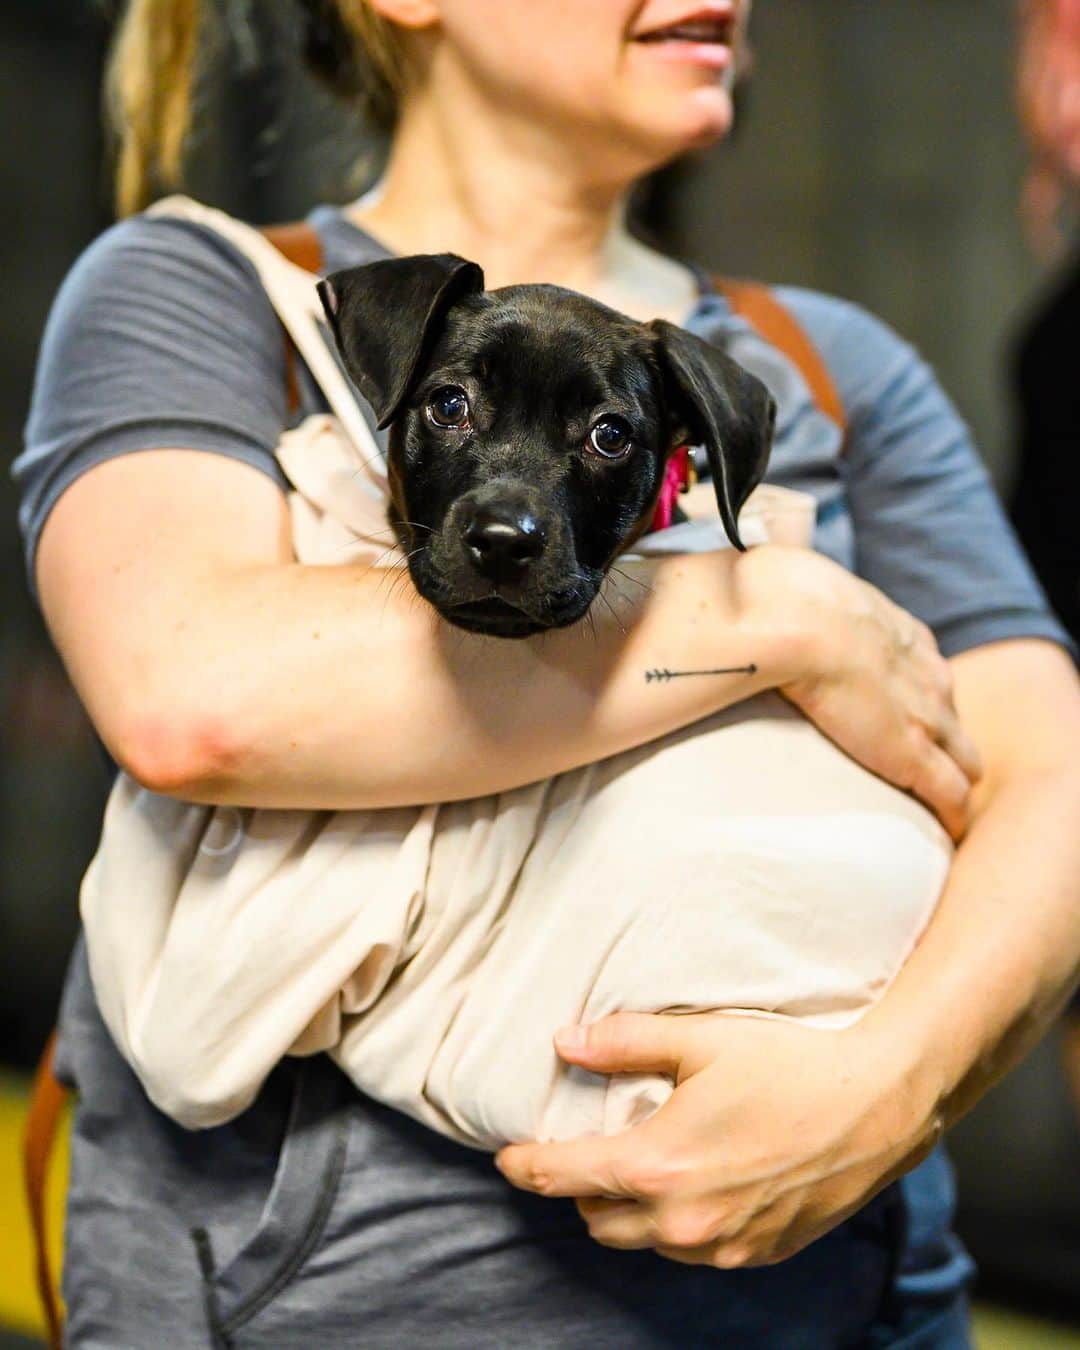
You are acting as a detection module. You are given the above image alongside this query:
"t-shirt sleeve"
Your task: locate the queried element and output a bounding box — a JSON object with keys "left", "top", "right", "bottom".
{"left": 777, "top": 286, "right": 1075, "bottom": 660}
{"left": 12, "top": 212, "right": 291, "bottom": 601}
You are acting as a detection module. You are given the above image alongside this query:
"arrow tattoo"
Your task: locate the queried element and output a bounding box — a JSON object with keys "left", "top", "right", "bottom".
{"left": 645, "top": 664, "right": 758, "bottom": 683}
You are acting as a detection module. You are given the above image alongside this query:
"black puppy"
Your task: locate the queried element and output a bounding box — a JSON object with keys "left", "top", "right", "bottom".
{"left": 318, "top": 254, "right": 775, "bottom": 638}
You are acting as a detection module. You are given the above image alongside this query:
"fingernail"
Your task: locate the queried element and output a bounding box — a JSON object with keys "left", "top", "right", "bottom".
{"left": 555, "top": 1024, "right": 587, "bottom": 1052}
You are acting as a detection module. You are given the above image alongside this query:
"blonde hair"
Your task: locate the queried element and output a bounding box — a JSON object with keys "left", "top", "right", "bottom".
{"left": 106, "top": 0, "right": 407, "bottom": 218}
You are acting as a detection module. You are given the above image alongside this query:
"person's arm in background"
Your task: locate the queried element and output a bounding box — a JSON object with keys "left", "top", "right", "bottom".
{"left": 1017, "top": 0, "right": 1080, "bottom": 256}
{"left": 22, "top": 218, "right": 975, "bottom": 822}
{"left": 495, "top": 298, "right": 1080, "bottom": 1266}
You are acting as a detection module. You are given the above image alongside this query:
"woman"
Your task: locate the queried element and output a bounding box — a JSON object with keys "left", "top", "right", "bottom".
{"left": 14, "top": 0, "right": 1080, "bottom": 1345}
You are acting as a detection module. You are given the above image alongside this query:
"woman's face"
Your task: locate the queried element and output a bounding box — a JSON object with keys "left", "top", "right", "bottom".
{"left": 396, "top": 0, "right": 751, "bottom": 175}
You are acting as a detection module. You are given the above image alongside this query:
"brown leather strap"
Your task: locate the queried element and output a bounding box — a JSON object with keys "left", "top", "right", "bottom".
{"left": 714, "top": 278, "right": 847, "bottom": 438}
{"left": 24, "top": 1030, "right": 67, "bottom": 1350}
{"left": 283, "top": 337, "right": 301, "bottom": 415}
{"left": 260, "top": 220, "right": 325, "bottom": 416}
{"left": 261, "top": 220, "right": 325, "bottom": 274}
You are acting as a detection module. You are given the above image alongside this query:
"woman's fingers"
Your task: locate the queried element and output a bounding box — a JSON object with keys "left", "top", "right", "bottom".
{"left": 934, "top": 707, "right": 983, "bottom": 786}
{"left": 912, "top": 667, "right": 982, "bottom": 835}
{"left": 504, "top": 1014, "right": 946, "bottom": 1269}
{"left": 495, "top": 1132, "right": 637, "bottom": 1199}
{"left": 775, "top": 554, "right": 984, "bottom": 835}
{"left": 911, "top": 627, "right": 983, "bottom": 784}
{"left": 907, "top": 740, "right": 973, "bottom": 842}
{"left": 552, "top": 1011, "right": 686, "bottom": 1076}
{"left": 575, "top": 1197, "right": 656, "bottom": 1249}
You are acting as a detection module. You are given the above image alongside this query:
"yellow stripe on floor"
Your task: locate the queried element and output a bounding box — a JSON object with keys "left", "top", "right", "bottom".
{"left": 975, "top": 1306, "right": 1080, "bottom": 1349}
{"left": 0, "top": 1074, "right": 68, "bottom": 1341}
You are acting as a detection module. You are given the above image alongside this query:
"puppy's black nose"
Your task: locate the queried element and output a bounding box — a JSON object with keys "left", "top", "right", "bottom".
{"left": 464, "top": 506, "right": 545, "bottom": 582}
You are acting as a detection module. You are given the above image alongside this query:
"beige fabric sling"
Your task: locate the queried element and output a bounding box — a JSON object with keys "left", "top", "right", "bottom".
{"left": 80, "top": 197, "right": 951, "bottom": 1149}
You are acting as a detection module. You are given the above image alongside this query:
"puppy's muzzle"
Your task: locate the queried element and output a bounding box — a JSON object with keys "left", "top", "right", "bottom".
{"left": 463, "top": 503, "right": 547, "bottom": 585}
{"left": 419, "top": 481, "right": 582, "bottom": 636}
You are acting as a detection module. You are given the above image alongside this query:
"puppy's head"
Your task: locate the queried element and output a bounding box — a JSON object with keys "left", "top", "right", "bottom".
{"left": 319, "top": 254, "right": 775, "bottom": 638}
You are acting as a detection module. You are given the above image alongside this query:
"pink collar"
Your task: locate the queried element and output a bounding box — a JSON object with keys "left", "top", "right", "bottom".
{"left": 650, "top": 445, "right": 695, "bottom": 532}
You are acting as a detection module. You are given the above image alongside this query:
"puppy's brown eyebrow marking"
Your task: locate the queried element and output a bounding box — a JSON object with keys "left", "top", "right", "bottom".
{"left": 645, "top": 664, "right": 758, "bottom": 682}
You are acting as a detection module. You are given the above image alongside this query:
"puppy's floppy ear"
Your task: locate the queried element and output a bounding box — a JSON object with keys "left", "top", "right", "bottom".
{"left": 649, "top": 320, "right": 776, "bottom": 550}
{"left": 317, "top": 254, "right": 485, "bottom": 428}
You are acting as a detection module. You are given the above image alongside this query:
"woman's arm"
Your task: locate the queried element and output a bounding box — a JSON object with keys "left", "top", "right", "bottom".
{"left": 37, "top": 449, "right": 977, "bottom": 819}
{"left": 36, "top": 451, "right": 762, "bottom": 807}
{"left": 494, "top": 637, "right": 1080, "bottom": 1266}
{"left": 863, "top": 638, "right": 1080, "bottom": 1121}
{"left": 24, "top": 216, "right": 977, "bottom": 820}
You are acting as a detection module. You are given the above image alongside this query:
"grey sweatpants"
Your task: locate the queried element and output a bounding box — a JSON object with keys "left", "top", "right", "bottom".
{"left": 57, "top": 940, "right": 971, "bottom": 1348}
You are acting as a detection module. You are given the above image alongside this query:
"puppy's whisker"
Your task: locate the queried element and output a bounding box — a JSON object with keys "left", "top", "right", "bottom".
{"left": 603, "top": 568, "right": 644, "bottom": 618}
{"left": 346, "top": 455, "right": 392, "bottom": 478}
{"left": 386, "top": 569, "right": 415, "bottom": 604}
{"left": 319, "top": 540, "right": 376, "bottom": 564}
{"left": 312, "top": 535, "right": 409, "bottom": 568}
{"left": 391, "top": 551, "right": 428, "bottom": 599}
{"left": 368, "top": 545, "right": 407, "bottom": 569}
{"left": 373, "top": 572, "right": 404, "bottom": 609}
{"left": 609, "top": 564, "right": 652, "bottom": 596}
{"left": 353, "top": 526, "right": 404, "bottom": 541}
{"left": 374, "top": 544, "right": 425, "bottom": 580}
{"left": 371, "top": 550, "right": 419, "bottom": 604}
{"left": 376, "top": 565, "right": 415, "bottom": 620}
{"left": 594, "top": 584, "right": 627, "bottom": 638}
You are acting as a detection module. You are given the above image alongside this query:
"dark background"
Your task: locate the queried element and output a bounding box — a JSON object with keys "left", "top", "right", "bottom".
{"left": 2, "top": 0, "right": 1078, "bottom": 1336}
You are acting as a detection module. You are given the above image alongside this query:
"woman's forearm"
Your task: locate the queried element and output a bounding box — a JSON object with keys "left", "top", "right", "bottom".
{"left": 39, "top": 455, "right": 788, "bottom": 810}
{"left": 857, "top": 640, "right": 1080, "bottom": 1128}
{"left": 40, "top": 455, "right": 975, "bottom": 818}
{"left": 863, "top": 761, "right": 1080, "bottom": 1124}
{"left": 134, "top": 550, "right": 780, "bottom": 809}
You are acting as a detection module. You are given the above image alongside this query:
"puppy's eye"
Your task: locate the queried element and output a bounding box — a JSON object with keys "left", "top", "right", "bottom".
{"left": 588, "top": 415, "right": 634, "bottom": 459}
{"left": 427, "top": 386, "right": 471, "bottom": 430}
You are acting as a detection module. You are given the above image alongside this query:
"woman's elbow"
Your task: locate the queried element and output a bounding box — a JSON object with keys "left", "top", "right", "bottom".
{"left": 115, "top": 702, "right": 243, "bottom": 798}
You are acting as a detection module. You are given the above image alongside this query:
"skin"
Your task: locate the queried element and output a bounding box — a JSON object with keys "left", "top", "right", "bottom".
{"left": 348, "top": 0, "right": 749, "bottom": 315}
{"left": 356, "top": 0, "right": 1080, "bottom": 1268}
{"left": 33, "top": 0, "right": 1080, "bottom": 1279}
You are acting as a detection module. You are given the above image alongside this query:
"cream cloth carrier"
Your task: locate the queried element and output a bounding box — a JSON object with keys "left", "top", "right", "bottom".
{"left": 81, "top": 197, "right": 952, "bottom": 1148}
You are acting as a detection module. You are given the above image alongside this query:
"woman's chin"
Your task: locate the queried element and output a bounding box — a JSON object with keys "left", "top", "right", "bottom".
{"left": 683, "top": 87, "right": 736, "bottom": 146}
{"left": 625, "top": 86, "right": 734, "bottom": 159}
{"left": 682, "top": 75, "right": 736, "bottom": 130}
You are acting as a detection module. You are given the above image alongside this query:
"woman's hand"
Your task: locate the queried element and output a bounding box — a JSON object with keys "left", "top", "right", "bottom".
{"left": 737, "top": 545, "right": 982, "bottom": 839}
{"left": 495, "top": 1010, "right": 944, "bottom": 1268}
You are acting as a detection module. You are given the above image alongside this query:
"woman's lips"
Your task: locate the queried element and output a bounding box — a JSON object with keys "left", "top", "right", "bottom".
{"left": 632, "top": 9, "right": 736, "bottom": 68}
{"left": 633, "top": 39, "right": 733, "bottom": 70}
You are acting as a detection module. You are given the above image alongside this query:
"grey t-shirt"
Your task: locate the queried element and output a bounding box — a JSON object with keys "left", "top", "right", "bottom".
{"left": 11, "top": 205, "right": 1072, "bottom": 1346}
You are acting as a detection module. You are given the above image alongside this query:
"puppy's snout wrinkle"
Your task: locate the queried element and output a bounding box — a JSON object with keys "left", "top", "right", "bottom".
{"left": 463, "top": 505, "right": 546, "bottom": 583}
